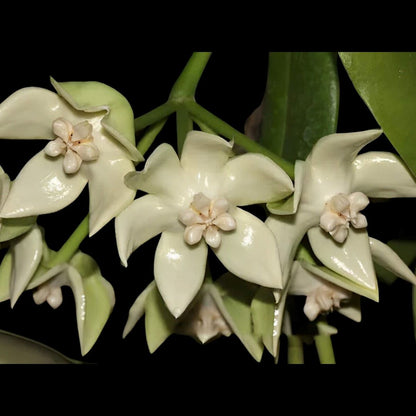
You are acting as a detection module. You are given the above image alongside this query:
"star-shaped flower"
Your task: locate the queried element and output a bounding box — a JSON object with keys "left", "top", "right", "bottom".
{"left": 266, "top": 129, "right": 416, "bottom": 300}
{"left": 0, "top": 78, "right": 143, "bottom": 236}
{"left": 115, "top": 130, "right": 294, "bottom": 317}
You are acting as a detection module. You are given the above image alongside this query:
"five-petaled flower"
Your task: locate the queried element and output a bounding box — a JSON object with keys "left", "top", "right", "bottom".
{"left": 0, "top": 78, "right": 143, "bottom": 236}
{"left": 115, "top": 130, "right": 294, "bottom": 317}
{"left": 266, "top": 129, "right": 416, "bottom": 301}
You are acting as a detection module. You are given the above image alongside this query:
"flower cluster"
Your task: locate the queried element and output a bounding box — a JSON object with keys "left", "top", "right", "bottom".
{"left": 0, "top": 75, "right": 415, "bottom": 364}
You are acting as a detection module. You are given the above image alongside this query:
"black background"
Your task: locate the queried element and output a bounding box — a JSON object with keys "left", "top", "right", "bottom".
{"left": 0, "top": 47, "right": 415, "bottom": 393}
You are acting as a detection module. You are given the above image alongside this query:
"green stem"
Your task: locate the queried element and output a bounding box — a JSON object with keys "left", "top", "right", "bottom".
{"left": 137, "top": 118, "right": 168, "bottom": 156}
{"left": 287, "top": 335, "right": 304, "bottom": 364}
{"left": 314, "top": 334, "right": 336, "bottom": 364}
{"left": 169, "top": 52, "right": 212, "bottom": 101}
{"left": 134, "top": 101, "right": 176, "bottom": 132}
{"left": 184, "top": 100, "right": 295, "bottom": 179}
{"left": 176, "top": 108, "right": 194, "bottom": 156}
{"left": 46, "top": 215, "right": 89, "bottom": 268}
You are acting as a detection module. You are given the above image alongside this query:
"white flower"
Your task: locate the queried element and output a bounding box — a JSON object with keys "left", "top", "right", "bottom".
{"left": 29, "top": 250, "right": 115, "bottom": 356}
{"left": 266, "top": 129, "right": 416, "bottom": 299}
{"left": 0, "top": 78, "right": 143, "bottom": 236}
{"left": 289, "top": 260, "right": 359, "bottom": 322}
{"left": 122, "top": 274, "right": 264, "bottom": 361}
{"left": 115, "top": 130, "right": 294, "bottom": 317}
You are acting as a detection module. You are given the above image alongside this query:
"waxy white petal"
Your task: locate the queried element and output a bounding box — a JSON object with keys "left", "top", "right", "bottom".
{"left": 266, "top": 210, "right": 317, "bottom": 278}
{"left": 9, "top": 226, "right": 43, "bottom": 307}
{"left": 213, "top": 212, "right": 236, "bottom": 231}
{"left": 204, "top": 226, "right": 221, "bottom": 248}
{"left": 154, "top": 230, "right": 208, "bottom": 318}
{"left": 83, "top": 151, "right": 136, "bottom": 236}
{"left": 213, "top": 207, "right": 283, "bottom": 289}
{"left": 307, "top": 129, "right": 383, "bottom": 177}
{"left": 0, "top": 87, "right": 76, "bottom": 140}
{"left": 221, "top": 152, "right": 294, "bottom": 206}
{"left": 124, "top": 143, "right": 189, "bottom": 202}
{"left": 307, "top": 227, "right": 378, "bottom": 298}
{"left": 180, "top": 131, "right": 233, "bottom": 193}
{"left": 115, "top": 194, "right": 178, "bottom": 267}
{"left": 73, "top": 142, "right": 100, "bottom": 161}
{"left": 352, "top": 151, "right": 416, "bottom": 198}
{"left": 184, "top": 224, "right": 205, "bottom": 245}
{"left": 369, "top": 237, "right": 416, "bottom": 285}
{"left": 53, "top": 117, "right": 73, "bottom": 140}
{"left": 0, "top": 150, "right": 87, "bottom": 218}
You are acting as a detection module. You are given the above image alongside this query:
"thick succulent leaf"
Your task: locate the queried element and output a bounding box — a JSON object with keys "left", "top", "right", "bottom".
{"left": 258, "top": 52, "right": 339, "bottom": 162}
{"left": 51, "top": 78, "right": 142, "bottom": 162}
{"left": 0, "top": 330, "right": 80, "bottom": 364}
{"left": 339, "top": 52, "right": 416, "bottom": 177}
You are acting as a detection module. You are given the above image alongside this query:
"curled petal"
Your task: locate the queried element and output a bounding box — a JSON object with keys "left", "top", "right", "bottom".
{"left": 124, "top": 143, "right": 188, "bottom": 202}
{"left": 221, "top": 152, "right": 294, "bottom": 206}
{"left": 44, "top": 138, "right": 67, "bottom": 157}
{"left": 180, "top": 131, "right": 233, "bottom": 186}
{"left": 214, "top": 207, "right": 283, "bottom": 289}
{"left": 352, "top": 151, "right": 416, "bottom": 198}
{"left": 115, "top": 194, "right": 178, "bottom": 267}
{"left": 154, "top": 230, "right": 208, "bottom": 318}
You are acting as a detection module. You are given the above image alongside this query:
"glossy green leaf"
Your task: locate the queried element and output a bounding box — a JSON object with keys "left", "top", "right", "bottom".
{"left": 339, "top": 52, "right": 416, "bottom": 176}
{"left": 258, "top": 52, "right": 339, "bottom": 163}
{"left": 0, "top": 330, "right": 81, "bottom": 364}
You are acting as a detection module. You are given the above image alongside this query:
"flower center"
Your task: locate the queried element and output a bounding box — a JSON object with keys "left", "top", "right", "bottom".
{"left": 178, "top": 192, "right": 236, "bottom": 248}
{"left": 44, "top": 117, "right": 100, "bottom": 174}
{"left": 319, "top": 192, "right": 369, "bottom": 243}
{"left": 303, "top": 284, "right": 351, "bottom": 321}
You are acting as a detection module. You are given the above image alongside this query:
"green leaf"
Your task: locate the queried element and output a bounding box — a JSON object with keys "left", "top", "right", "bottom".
{"left": 0, "top": 330, "right": 81, "bottom": 364}
{"left": 259, "top": 52, "right": 339, "bottom": 163}
{"left": 339, "top": 52, "right": 416, "bottom": 176}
